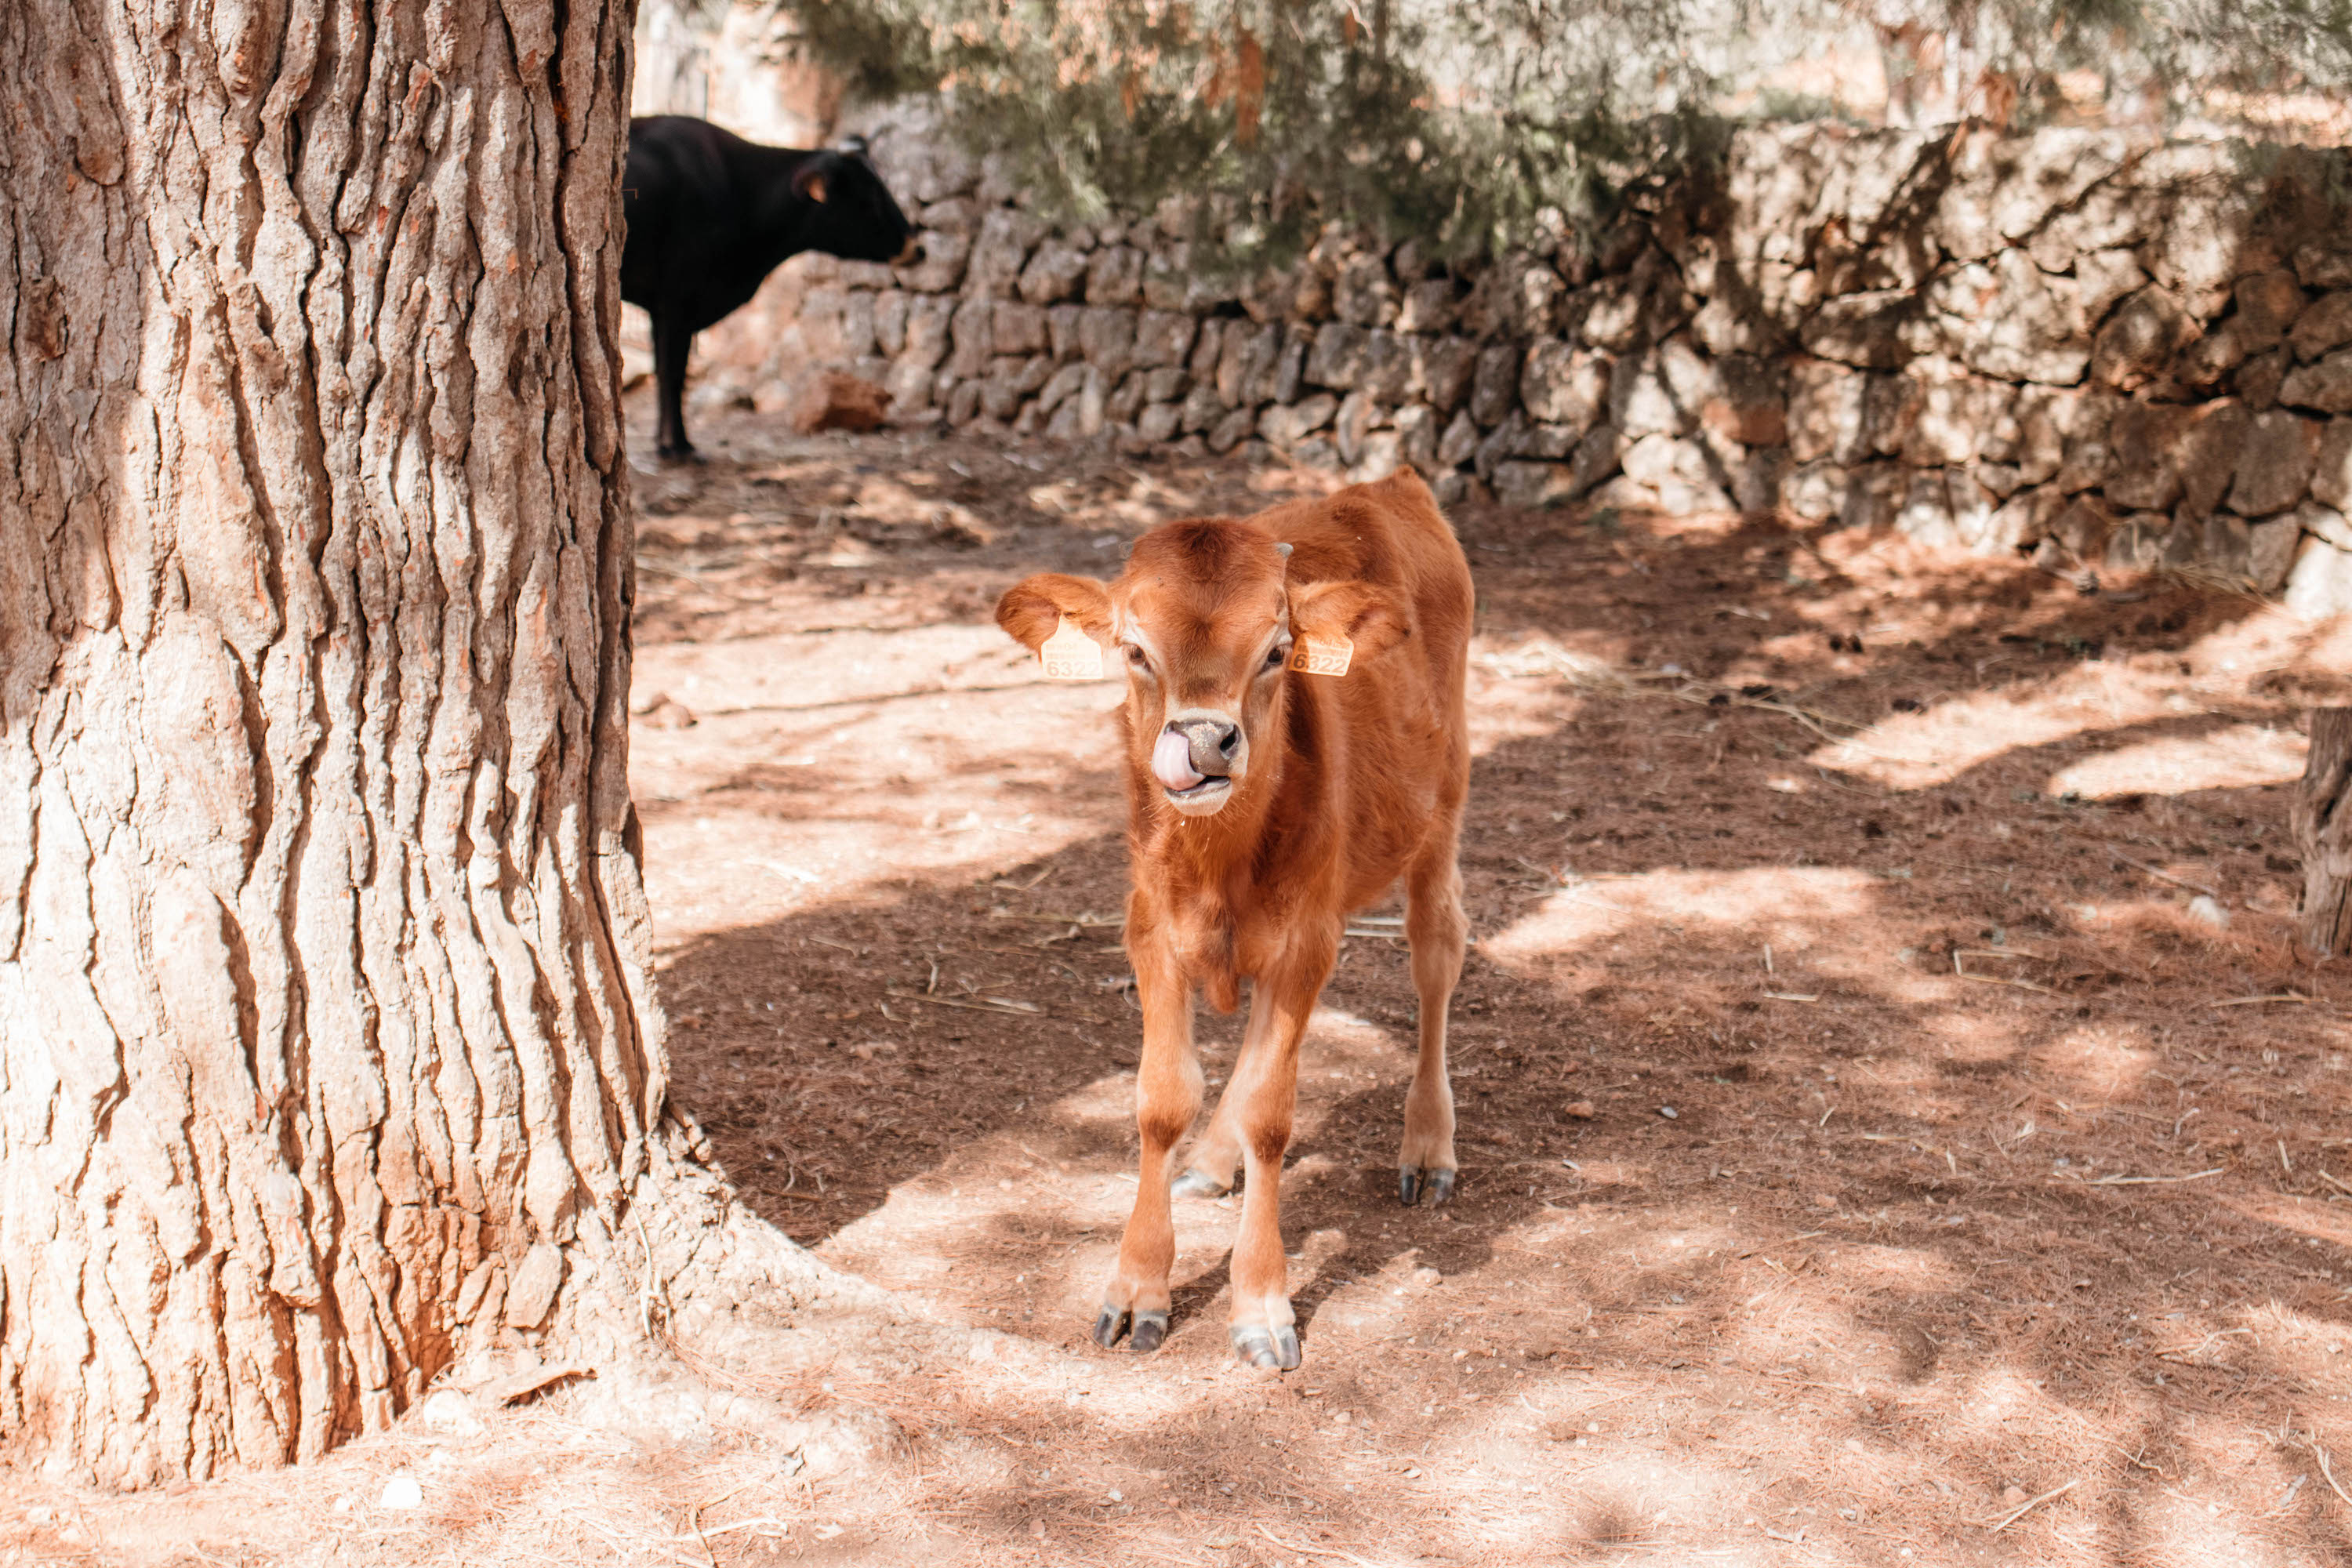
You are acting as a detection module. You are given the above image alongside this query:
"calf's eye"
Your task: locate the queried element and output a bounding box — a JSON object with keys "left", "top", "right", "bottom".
{"left": 1123, "top": 644, "right": 1150, "bottom": 669}
{"left": 1265, "top": 643, "right": 1289, "bottom": 668}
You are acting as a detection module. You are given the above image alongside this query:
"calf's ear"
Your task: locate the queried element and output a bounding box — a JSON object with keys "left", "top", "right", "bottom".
{"left": 1288, "top": 579, "right": 1409, "bottom": 665}
{"left": 996, "top": 573, "right": 1113, "bottom": 652}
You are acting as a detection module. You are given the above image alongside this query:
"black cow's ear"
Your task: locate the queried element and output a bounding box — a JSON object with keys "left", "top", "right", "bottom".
{"left": 793, "top": 154, "right": 840, "bottom": 204}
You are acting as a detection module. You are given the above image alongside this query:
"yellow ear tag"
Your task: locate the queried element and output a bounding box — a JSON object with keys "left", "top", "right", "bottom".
{"left": 1039, "top": 617, "right": 1104, "bottom": 681}
{"left": 1289, "top": 633, "right": 1352, "bottom": 677}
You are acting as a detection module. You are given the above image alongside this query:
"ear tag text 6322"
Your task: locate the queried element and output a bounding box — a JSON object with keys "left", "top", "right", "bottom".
{"left": 1289, "top": 633, "right": 1352, "bottom": 677}
{"left": 1040, "top": 617, "right": 1105, "bottom": 681}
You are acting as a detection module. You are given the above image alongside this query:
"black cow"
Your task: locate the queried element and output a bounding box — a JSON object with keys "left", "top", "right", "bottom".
{"left": 621, "top": 115, "right": 920, "bottom": 460}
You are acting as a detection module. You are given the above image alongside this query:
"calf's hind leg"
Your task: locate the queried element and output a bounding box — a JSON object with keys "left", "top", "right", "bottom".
{"left": 1170, "top": 982, "right": 1277, "bottom": 1198}
{"left": 1398, "top": 839, "right": 1466, "bottom": 1205}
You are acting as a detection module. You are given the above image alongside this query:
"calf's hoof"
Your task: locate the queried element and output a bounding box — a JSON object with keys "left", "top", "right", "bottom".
{"left": 1131, "top": 1310, "right": 1171, "bottom": 1353}
{"left": 1229, "top": 1323, "right": 1301, "bottom": 1371}
{"left": 1398, "top": 1165, "right": 1457, "bottom": 1207}
{"left": 1171, "top": 1167, "right": 1231, "bottom": 1199}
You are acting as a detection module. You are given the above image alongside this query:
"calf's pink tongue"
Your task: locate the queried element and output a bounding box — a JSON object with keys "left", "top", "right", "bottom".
{"left": 1152, "top": 729, "right": 1205, "bottom": 791}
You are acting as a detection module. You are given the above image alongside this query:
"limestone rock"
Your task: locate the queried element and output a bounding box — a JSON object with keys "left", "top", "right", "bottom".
{"left": 2103, "top": 403, "right": 2188, "bottom": 512}
{"left": 1077, "top": 307, "right": 1138, "bottom": 381}
{"left": 1779, "top": 459, "right": 1849, "bottom": 522}
{"left": 2281, "top": 349, "right": 2352, "bottom": 413}
{"left": 2176, "top": 399, "right": 2252, "bottom": 519}
{"left": 1620, "top": 432, "right": 1735, "bottom": 513}
{"left": 1414, "top": 336, "right": 1478, "bottom": 413}
{"left": 1933, "top": 252, "right": 2090, "bottom": 384}
{"left": 1700, "top": 354, "right": 1788, "bottom": 448}
{"left": 1017, "top": 241, "right": 1090, "bottom": 306}
{"left": 993, "top": 302, "right": 1049, "bottom": 356}
{"left": 1207, "top": 405, "right": 1257, "bottom": 454}
{"left": 968, "top": 208, "right": 1051, "bottom": 299}
{"left": 1335, "top": 254, "right": 1400, "bottom": 327}
{"left": 2090, "top": 286, "right": 2197, "bottom": 390}
{"left": 1801, "top": 289, "right": 1916, "bottom": 370}
{"left": 1900, "top": 370, "right": 2010, "bottom": 468}
{"left": 2293, "top": 293, "right": 2352, "bottom": 363}
{"left": 2234, "top": 270, "right": 2307, "bottom": 348}
{"left": 1305, "top": 322, "right": 1371, "bottom": 390}
{"left": 1437, "top": 410, "right": 1480, "bottom": 470}
{"left": 1470, "top": 344, "right": 1523, "bottom": 426}
{"left": 1788, "top": 360, "right": 1868, "bottom": 465}
{"left": 2313, "top": 418, "right": 2352, "bottom": 509}
{"left": 1610, "top": 337, "right": 1719, "bottom": 437}
{"left": 1359, "top": 332, "right": 1417, "bottom": 403}
{"left": 2286, "top": 532, "right": 2352, "bottom": 619}
{"left": 1492, "top": 460, "right": 1577, "bottom": 510}
{"left": 1133, "top": 310, "right": 1196, "bottom": 369}
{"left": 1396, "top": 279, "right": 1461, "bottom": 335}
{"left": 1394, "top": 403, "right": 1441, "bottom": 474}
{"left": 2227, "top": 410, "right": 2320, "bottom": 517}
{"left": 2250, "top": 512, "right": 2307, "bottom": 591}
{"left": 1137, "top": 401, "right": 1182, "bottom": 443}
{"left": 947, "top": 295, "right": 993, "bottom": 378}
{"left": 1933, "top": 128, "right": 2132, "bottom": 263}
{"left": 1086, "top": 246, "right": 1145, "bottom": 307}
{"left": 1521, "top": 341, "right": 1611, "bottom": 431}
{"left": 900, "top": 230, "right": 970, "bottom": 293}
{"left": 2075, "top": 249, "right": 2150, "bottom": 327}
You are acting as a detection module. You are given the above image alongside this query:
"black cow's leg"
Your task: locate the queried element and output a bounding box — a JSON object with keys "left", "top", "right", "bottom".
{"left": 652, "top": 314, "right": 699, "bottom": 462}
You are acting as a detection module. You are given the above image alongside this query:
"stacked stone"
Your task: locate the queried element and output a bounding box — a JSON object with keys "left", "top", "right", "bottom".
{"left": 727, "top": 117, "right": 2352, "bottom": 611}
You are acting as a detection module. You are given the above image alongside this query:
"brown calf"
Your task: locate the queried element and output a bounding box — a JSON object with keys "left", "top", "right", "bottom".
{"left": 995, "top": 470, "right": 1473, "bottom": 1370}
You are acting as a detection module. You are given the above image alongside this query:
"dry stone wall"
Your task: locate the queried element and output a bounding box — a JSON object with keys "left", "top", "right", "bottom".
{"left": 669, "top": 115, "right": 2352, "bottom": 613}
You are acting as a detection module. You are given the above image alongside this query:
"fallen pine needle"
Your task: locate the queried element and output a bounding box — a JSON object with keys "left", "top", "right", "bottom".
{"left": 1957, "top": 946, "right": 2049, "bottom": 961}
{"left": 1981, "top": 1478, "right": 2078, "bottom": 1531}
{"left": 1253, "top": 1523, "right": 1390, "bottom": 1568}
{"left": 2212, "top": 993, "right": 2312, "bottom": 1007}
{"left": 1958, "top": 970, "right": 2060, "bottom": 996}
{"left": 2108, "top": 853, "right": 2220, "bottom": 898}
{"left": 884, "top": 988, "right": 1101, "bottom": 1022}
{"left": 2315, "top": 1443, "right": 2352, "bottom": 1514}
{"left": 2318, "top": 1170, "right": 2352, "bottom": 1198}
{"left": 2088, "top": 1167, "right": 2225, "bottom": 1186}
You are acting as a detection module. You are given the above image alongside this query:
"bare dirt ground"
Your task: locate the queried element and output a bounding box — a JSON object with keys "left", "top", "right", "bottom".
{"left": 12, "top": 396, "right": 2352, "bottom": 1568}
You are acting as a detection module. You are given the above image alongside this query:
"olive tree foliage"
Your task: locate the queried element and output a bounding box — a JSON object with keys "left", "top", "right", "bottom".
{"left": 774, "top": 0, "right": 2352, "bottom": 264}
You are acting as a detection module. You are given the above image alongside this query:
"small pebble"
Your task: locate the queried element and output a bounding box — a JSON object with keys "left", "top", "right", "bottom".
{"left": 1564, "top": 1101, "right": 1596, "bottom": 1120}
{"left": 1411, "top": 1265, "right": 1442, "bottom": 1287}
{"left": 379, "top": 1474, "right": 424, "bottom": 1511}
{"left": 1658, "top": 1105, "right": 1678, "bottom": 1120}
{"left": 2187, "top": 895, "right": 2230, "bottom": 930}
{"left": 2002, "top": 1484, "right": 2028, "bottom": 1506}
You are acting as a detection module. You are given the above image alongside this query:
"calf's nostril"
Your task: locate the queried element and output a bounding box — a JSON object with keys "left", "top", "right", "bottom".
{"left": 1217, "top": 726, "right": 1240, "bottom": 758}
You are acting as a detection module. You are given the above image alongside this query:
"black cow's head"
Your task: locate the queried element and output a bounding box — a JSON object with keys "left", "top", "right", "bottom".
{"left": 793, "top": 142, "right": 920, "bottom": 267}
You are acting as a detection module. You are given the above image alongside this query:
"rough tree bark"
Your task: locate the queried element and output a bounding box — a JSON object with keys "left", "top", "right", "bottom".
{"left": 2297, "top": 709, "right": 2352, "bottom": 958}
{"left": 0, "top": 0, "right": 762, "bottom": 1486}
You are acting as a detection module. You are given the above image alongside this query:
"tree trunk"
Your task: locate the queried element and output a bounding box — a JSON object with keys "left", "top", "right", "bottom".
{"left": 2298, "top": 708, "right": 2352, "bottom": 959}
{"left": 0, "top": 0, "right": 684, "bottom": 1486}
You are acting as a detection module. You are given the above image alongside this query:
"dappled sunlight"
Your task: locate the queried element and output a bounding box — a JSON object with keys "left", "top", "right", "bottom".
{"left": 1809, "top": 662, "right": 2186, "bottom": 789}
{"left": 1482, "top": 867, "right": 1879, "bottom": 963}
{"left": 2047, "top": 723, "right": 2307, "bottom": 800}
{"left": 2030, "top": 1022, "right": 2159, "bottom": 1101}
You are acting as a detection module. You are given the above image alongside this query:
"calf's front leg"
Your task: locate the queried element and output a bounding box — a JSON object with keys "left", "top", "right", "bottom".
{"left": 1095, "top": 943, "right": 1200, "bottom": 1354}
{"left": 1224, "top": 941, "right": 1334, "bottom": 1370}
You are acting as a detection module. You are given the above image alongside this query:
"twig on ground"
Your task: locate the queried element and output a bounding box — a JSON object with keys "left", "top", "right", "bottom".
{"left": 2315, "top": 1442, "right": 2352, "bottom": 1515}
{"left": 2107, "top": 853, "right": 2220, "bottom": 898}
{"left": 2318, "top": 1170, "right": 2352, "bottom": 1198}
{"left": 2087, "top": 1168, "right": 2225, "bottom": 1186}
{"left": 2211, "top": 993, "right": 2311, "bottom": 1007}
{"left": 1253, "top": 1523, "right": 1392, "bottom": 1568}
{"left": 1980, "top": 1478, "right": 2078, "bottom": 1531}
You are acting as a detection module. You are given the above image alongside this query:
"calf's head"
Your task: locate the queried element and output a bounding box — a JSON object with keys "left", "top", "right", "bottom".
{"left": 996, "top": 520, "right": 1404, "bottom": 818}
{"left": 793, "top": 145, "right": 921, "bottom": 266}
